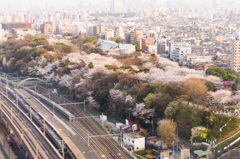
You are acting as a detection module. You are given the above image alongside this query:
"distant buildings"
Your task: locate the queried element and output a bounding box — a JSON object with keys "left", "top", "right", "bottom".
{"left": 2, "top": 22, "right": 31, "bottom": 30}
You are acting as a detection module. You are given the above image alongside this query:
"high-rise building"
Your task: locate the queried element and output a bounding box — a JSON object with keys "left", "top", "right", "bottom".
{"left": 231, "top": 40, "right": 240, "bottom": 72}
{"left": 212, "top": 0, "right": 220, "bottom": 9}
{"left": 111, "top": 0, "right": 125, "bottom": 13}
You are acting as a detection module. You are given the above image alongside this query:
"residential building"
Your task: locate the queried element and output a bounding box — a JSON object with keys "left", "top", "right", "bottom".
{"left": 105, "top": 29, "right": 115, "bottom": 40}
{"left": 86, "top": 24, "right": 94, "bottom": 37}
{"left": 43, "top": 23, "right": 53, "bottom": 35}
{"left": 157, "top": 41, "right": 167, "bottom": 56}
{"left": 147, "top": 45, "right": 157, "bottom": 54}
{"left": 142, "top": 38, "right": 155, "bottom": 50}
{"left": 94, "top": 25, "right": 105, "bottom": 36}
{"left": 169, "top": 41, "right": 191, "bottom": 64}
{"left": 115, "top": 26, "right": 125, "bottom": 39}
{"left": 123, "top": 133, "right": 145, "bottom": 152}
{"left": 231, "top": 40, "right": 240, "bottom": 72}
{"left": 186, "top": 55, "right": 212, "bottom": 64}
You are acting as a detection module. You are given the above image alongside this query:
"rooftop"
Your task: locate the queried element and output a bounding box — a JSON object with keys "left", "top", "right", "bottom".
{"left": 123, "top": 132, "right": 145, "bottom": 139}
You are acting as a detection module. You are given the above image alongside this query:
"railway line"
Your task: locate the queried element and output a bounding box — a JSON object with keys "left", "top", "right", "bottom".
{"left": 0, "top": 84, "right": 62, "bottom": 159}
{"left": 36, "top": 86, "right": 131, "bottom": 159}
{"left": 0, "top": 74, "right": 132, "bottom": 159}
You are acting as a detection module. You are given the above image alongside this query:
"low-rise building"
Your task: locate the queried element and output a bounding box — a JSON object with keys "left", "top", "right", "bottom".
{"left": 123, "top": 132, "right": 145, "bottom": 152}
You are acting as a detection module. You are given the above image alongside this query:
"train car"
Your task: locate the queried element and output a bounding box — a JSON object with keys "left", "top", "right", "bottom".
{"left": 24, "top": 87, "right": 75, "bottom": 122}
{"left": 6, "top": 86, "right": 68, "bottom": 153}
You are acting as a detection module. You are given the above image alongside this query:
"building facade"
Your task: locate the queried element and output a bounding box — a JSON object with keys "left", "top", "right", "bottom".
{"left": 123, "top": 133, "right": 145, "bottom": 152}
{"left": 231, "top": 40, "right": 240, "bottom": 72}
{"left": 169, "top": 41, "right": 191, "bottom": 64}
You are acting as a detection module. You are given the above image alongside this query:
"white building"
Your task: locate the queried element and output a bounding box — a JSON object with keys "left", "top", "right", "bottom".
{"left": 86, "top": 24, "right": 94, "bottom": 37}
{"left": 169, "top": 41, "right": 191, "bottom": 64}
{"left": 115, "top": 26, "right": 125, "bottom": 39}
{"left": 186, "top": 55, "right": 212, "bottom": 64}
{"left": 123, "top": 133, "right": 145, "bottom": 152}
{"left": 147, "top": 45, "right": 157, "bottom": 54}
{"left": 105, "top": 29, "right": 115, "bottom": 40}
{"left": 98, "top": 40, "right": 136, "bottom": 54}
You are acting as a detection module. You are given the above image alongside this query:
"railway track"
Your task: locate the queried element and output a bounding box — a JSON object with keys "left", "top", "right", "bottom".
{"left": 36, "top": 86, "right": 131, "bottom": 159}
{"left": 0, "top": 98, "right": 49, "bottom": 159}
{"left": 0, "top": 74, "right": 132, "bottom": 159}
{"left": 0, "top": 84, "right": 61, "bottom": 159}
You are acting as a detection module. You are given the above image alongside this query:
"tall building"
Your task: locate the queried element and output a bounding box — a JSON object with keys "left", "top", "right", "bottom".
{"left": 111, "top": 0, "right": 125, "bottom": 13}
{"left": 231, "top": 40, "right": 240, "bottom": 72}
{"left": 130, "top": 29, "right": 143, "bottom": 49}
{"left": 212, "top": 0, "right": 220, "bottom": 9}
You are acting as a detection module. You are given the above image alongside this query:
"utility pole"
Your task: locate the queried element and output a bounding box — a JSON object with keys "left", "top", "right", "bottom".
{"left": 30, "top": 106, "right": 32, "bottom": 122}
{"left": 102, "top": 113, "right": 104, "bottom": 127}
{"left": 16, "top": 93, "right": 19, "bottom": 107}
{"left": 62, "top": 140, "right": 65, "bottom": 159}
{"left": 11, "top": 107, "right": 13, "bottom": 122}
{"left": 151, "top": 119, "right": 154, "bottom": 135}
{"left": 84, "top": 100, "right": 86, "bottom": 113}
{"left": 43, "top": 119, "right": 46, "bottom": 137}
{"left": 36, "top": 142, "right": 39, "bottom": 159}
{"left": 6, "top": 79, "right": 8, "bottom": 97}
{"left": 88, "top": 132, "right": 90, "bottom": 147}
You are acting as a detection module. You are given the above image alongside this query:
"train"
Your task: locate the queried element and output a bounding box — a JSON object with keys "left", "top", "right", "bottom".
{"left": 0, "top": 77, "right": 75, "bottom": 122}
{"left": 6, "top": 86, "right": 68, "bottom": 154}
{"left": 23, "top": 87, "right": 75, "bottom": 122}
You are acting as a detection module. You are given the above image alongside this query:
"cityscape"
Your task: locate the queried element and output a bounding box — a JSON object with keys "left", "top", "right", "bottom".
{"left": 0, "top": 0, "right": 240, "bottom": 159}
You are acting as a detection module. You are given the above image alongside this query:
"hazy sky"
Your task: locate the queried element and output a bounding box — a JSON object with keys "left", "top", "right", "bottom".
{"left": 2, "top": 0, "right": 239, "bottom": 11}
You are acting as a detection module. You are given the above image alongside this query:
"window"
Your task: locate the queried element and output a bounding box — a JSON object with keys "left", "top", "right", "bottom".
{"left": 132, "top": 141, "right": 134, "bottom": 143}
{"left": 137, "top": 147, "right": 139, "bottom": 150}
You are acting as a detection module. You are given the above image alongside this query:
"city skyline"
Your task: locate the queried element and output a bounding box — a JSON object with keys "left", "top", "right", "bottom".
{"left": 1, "top": 0, "right": 240, "bottom": 11}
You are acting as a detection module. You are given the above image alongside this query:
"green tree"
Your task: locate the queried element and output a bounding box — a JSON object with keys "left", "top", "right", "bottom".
{"left": 84, "top": 37, "right": 94, "bottom": 43}
{"left": 144, "top": 93, "right": 156, "bottom": 108}
{"left": 115, "top": 37, "right": 123, "bottom": 44}
{"left": 88, "top": 62, "right": 94, "bottom": 69}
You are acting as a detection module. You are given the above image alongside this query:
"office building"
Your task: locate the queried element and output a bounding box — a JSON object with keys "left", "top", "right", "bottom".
{"left": 111, "top": 0, "right": 125, "bottom": 13}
